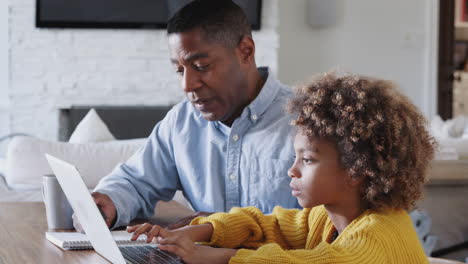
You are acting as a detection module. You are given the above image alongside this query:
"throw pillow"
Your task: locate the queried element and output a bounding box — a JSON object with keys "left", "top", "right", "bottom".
{"left": 69, "top": 109, "right": 115, "bottom": 143}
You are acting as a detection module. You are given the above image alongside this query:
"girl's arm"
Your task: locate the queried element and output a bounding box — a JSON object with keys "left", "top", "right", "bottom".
{"left": 229, "top": 241, "right": 388, "bottom": 264}
{"left": 190, "top": 206, "right": 311, "bottom": 249}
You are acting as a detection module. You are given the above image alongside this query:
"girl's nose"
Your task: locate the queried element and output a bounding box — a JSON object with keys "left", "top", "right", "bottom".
{"left": 288, "top": 165, "right": 301, "bottom": 179}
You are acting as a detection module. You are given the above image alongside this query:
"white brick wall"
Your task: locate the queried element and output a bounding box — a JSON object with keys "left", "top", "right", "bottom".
{"left": 7, "top": 0, "right": 279, "bottom": 144}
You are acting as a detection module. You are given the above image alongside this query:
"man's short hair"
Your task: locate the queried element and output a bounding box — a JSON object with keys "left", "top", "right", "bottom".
{"left": 167, "top": 0, "right": 252, "bottom": 48}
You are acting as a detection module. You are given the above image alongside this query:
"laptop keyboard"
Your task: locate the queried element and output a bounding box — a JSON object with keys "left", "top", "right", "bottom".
{"left": 119, "top": 245, "right": 183, "bottom": 264}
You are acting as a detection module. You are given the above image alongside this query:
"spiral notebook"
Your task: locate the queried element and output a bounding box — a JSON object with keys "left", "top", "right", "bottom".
{"left": 46, "top": 231, "right": 148, "bottom": 250}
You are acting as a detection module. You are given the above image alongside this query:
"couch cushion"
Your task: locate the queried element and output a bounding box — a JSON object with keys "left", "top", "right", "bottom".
{"left": 5, "top": 136, "right": 145, "bottom": 190}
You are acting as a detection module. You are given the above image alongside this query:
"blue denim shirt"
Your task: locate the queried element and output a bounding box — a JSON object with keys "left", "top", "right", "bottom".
{"left": 94, "top": 69, "right": 299, "bottom": 228}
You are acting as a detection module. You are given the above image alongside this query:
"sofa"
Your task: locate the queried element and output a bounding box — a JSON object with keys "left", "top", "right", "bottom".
{"left": 0, "top": 108, "right": 194, "bottom": 223}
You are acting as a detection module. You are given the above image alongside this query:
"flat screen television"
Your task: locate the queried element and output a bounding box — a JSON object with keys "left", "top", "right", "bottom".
{"left": 36, "top": 0, "right": 262, "bottom": 30}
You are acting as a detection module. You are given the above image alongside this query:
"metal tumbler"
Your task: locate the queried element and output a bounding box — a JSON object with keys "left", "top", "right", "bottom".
{"left": 42, "top": 174, "right": 74, "bottom": 230}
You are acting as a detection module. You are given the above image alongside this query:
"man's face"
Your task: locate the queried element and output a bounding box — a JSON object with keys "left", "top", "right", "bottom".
{"left": 168, "top": 29, "right": 249, "bottom": 122}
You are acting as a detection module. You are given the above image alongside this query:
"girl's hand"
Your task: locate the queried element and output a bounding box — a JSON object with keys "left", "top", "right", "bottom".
{"left": 127, "top": 223, "right": 213, "bottom": 243}
{"left": 157, "top": 230, "right": 237, "bottom": 264}
{"left": 127, "top": 223, "right": 179, "bottom": 243}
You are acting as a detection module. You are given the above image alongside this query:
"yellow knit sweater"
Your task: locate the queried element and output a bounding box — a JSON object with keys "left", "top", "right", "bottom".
{"left": 191, "top": 205, "right": 428, "bottom": 264}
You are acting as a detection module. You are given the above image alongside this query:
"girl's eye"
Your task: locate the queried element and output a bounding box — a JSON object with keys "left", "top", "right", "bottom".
{"left": 302, "top": 158, "right": 315, "bottom": 164}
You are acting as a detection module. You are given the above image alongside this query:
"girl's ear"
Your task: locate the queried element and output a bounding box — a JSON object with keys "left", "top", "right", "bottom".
{"left": 345, "top": 173, "right": 363, "bottom": 188}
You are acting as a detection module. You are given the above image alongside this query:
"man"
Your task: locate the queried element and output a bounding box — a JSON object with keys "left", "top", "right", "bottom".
{"left": 88, "top": 0, "right": 298, "bottom": 230}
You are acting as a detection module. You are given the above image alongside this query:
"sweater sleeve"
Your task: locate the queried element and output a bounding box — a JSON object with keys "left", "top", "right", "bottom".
{"left": 190, "top": 206, "right": 310, "bottom": 249}
{"left": 229, "top": 240, "right": 387, "bottom": 264}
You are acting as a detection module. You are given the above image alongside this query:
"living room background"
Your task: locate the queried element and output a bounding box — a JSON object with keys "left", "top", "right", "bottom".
{"left": 1, "top": 0, "right": 279, "bottom": 155}
{"left": 1, "top": 0, "right": 441, "bottom": 156}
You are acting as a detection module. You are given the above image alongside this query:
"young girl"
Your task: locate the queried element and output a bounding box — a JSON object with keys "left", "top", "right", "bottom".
{"left": 128, "top": 72, "right": 435, "bottom": 264}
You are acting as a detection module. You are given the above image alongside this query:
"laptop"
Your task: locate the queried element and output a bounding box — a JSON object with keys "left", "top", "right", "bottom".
{"left": 45, "top": 154, "right": 183, "bottom": 264}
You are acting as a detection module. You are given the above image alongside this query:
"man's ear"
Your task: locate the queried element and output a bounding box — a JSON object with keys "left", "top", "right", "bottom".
{"left": 236, "top": 35, "right": 255, "bottom": 65}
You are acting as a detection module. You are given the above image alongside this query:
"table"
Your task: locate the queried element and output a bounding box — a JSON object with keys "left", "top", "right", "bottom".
{"left": 0, "top": 201, "right": 193, "bottom": 264}
{"left": 427, "top": 160, "right": 468, "bottom": 185}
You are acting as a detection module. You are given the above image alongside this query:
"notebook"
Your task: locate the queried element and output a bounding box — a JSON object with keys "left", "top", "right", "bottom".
{"left": 46, "top": 230, "right": 148, "bottom": 250}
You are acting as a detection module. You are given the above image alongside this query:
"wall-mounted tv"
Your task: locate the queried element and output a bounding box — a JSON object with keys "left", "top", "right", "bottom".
{"left": 36, "top": 0, "right": 262, "bottom": 30}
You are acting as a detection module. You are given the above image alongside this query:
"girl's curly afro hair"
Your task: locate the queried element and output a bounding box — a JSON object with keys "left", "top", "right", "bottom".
{"left": 288, "top": 72, "right": 436, "bottom": 211}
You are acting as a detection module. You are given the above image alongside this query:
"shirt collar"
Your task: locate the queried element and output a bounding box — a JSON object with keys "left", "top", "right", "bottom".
{"left": 244, "top": 67, "right": 280, "bottom": 123}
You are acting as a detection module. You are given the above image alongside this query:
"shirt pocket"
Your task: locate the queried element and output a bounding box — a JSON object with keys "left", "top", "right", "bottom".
{"left": 248, "top": 157, "right": 297, "bottom": 213}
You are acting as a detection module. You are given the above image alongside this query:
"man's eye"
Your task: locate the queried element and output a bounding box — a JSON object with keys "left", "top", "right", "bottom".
{"left": 175, "top": 68, "right": 184, "bottom": 76}
{"left": 195, "top": 64, "right": 209, "bottom": 71}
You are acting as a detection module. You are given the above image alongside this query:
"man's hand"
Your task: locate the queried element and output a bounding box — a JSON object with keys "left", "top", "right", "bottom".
{"left": 167, "top": 212, "right": 212, "bottom": 230}
{"left": 73, "top": 192, "right": 117, "bottom": 233}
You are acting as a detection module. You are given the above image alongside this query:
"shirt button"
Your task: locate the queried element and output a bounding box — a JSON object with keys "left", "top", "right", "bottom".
{"left": 252, "top": 114, "right": 258, "bottom": 121}
{"left": 232, "top": 134, "right": 239, "bottom": 141}
{"left": 229, "top": 174, "right": 236, "bottom": 181}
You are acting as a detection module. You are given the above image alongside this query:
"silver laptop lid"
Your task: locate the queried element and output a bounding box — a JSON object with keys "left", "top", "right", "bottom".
{"left": 45, "top": 154, "right": 127, "bottom": 264}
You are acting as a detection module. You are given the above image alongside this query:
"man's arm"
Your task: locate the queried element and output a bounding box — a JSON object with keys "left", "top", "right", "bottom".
{"left": 92, "top": 109, "right": 180, "bottom": 229}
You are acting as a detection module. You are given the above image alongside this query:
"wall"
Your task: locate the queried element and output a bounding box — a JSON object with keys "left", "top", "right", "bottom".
{"left": 0, "top": 1, "right": 8, "bottom": 107}
{"left": 0, "top": 0, "right": 10, "bottom": 155}
{"left": 7, "top": 0, "right": 279, "bottom": 142}
{"left": 278, "top": 0, "right": 438, "bottom": 118}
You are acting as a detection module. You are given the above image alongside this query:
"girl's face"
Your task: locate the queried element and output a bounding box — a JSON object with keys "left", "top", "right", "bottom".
{"left": 288, "top": 130, "right": 350, "bottom": 208}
